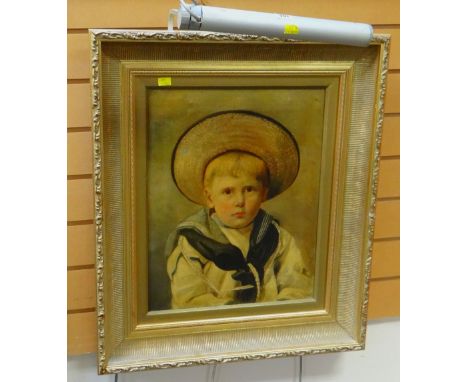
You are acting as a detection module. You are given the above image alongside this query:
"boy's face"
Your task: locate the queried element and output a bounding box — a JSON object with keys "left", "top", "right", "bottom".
{"left": 205, "top": 174, "right": 268, "bottom": 229}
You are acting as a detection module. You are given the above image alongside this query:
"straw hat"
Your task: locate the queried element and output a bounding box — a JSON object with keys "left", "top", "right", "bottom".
{"left": 172, "top": 111, "right": 299, "bottom": 205}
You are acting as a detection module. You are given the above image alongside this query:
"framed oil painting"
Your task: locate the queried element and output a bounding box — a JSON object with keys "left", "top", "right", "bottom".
{"left": 90, "top": 30, "right": 389, "bottom": 374}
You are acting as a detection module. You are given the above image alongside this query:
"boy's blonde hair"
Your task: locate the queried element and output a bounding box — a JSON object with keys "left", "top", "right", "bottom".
{"left": 203, "top": 151, "right": 270, "bottom": 189}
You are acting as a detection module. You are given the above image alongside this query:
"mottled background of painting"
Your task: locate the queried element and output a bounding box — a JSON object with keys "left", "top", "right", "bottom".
{"left": 148, "top": 88, "right": 325, "bottom": 311}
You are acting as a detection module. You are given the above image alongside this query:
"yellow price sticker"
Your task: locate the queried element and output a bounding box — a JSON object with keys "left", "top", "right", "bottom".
{"left": 284, "top": 24, "right": 299, "bottom": 35}
{"left": 157, "top": 77, "right": 172, "bottom": 86}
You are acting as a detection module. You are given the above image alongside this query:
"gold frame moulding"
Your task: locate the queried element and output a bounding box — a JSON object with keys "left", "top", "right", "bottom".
{"left": 90, "top": 29, "right": 389, "bottom": 374}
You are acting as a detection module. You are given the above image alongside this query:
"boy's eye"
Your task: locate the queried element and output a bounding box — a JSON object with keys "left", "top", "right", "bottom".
{"left": 245, "top": 186, "right": 255, "bottom": 192}
{"left": 222, "top": 188, "right": 232, "bottom": 195}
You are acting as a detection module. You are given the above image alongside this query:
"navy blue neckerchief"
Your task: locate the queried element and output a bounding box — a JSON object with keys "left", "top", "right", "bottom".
{"left": 177, "top": 210, "right": 279, "bottom": 303}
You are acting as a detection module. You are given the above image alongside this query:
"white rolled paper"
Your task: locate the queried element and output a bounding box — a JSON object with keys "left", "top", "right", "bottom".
{"left": 172, "top": 1, "right": 373, "bottom": 47}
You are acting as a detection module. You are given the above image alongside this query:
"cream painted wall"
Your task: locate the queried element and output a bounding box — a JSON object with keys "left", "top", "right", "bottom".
{"left": 68, "top": 319, "right": 399, "bottom": 382}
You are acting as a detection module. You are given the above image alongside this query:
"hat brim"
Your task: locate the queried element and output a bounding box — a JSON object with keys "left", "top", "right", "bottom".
{"left": 172, "top": 111, "right": 300, "bottom": 205}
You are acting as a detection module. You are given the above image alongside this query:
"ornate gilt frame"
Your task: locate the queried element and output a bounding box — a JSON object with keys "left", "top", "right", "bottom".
{"left": 90, "top": 29, "right": 389, "bottom": 374}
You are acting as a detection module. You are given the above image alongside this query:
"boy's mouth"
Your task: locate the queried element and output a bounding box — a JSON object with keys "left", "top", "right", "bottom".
{"left": 233, "top": 212, "right": 246, "bottom": 218}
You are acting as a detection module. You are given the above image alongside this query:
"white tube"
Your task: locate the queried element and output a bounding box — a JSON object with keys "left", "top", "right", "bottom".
{"left": 174, "top": 3, "right": 373, "bottom": 47}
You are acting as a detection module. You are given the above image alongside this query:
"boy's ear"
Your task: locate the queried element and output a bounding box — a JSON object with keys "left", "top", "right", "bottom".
{"left": 262, "top": 187, "right": 269, "bottom": 202}
{"left": 204, "top": 188, "right": 215, "bottom": 208}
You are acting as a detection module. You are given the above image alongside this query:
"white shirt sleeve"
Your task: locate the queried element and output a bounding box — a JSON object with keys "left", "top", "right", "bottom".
{"left": 275, "top": 227, "right": 314, "bottom": 300}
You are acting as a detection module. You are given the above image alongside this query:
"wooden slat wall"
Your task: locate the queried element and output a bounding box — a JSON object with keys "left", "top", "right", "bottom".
{"left": 68, "top": 0, "right": 400, "bottom": 28}
{"left": 67, "top": 0, "right": 400, "bottom": 355}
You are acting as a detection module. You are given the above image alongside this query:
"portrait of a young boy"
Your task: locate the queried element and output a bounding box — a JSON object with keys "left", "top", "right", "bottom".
{"left": 165, "top": 112, "right": 314, "bottom": 309}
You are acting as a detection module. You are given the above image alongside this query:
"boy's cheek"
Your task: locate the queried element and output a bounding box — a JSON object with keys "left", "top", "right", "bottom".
{"left": 217, "top": 202, "right": 232, "bottom": 214}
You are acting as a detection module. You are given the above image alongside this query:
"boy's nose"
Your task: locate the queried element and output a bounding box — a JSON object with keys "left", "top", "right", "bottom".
{"left": 234, "top": 192, "right": 245, "bottom": 207}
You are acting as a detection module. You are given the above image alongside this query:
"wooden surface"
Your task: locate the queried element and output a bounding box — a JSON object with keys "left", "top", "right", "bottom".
{"left": 68, "top": 131, "right": 93, "bottom": 175}
{"left": 377, "top": 159, "right": 400, "bottom": 199}
{"left": 68, "top": 0, "right": 400, "bottom": 29}
{"left": 68, "top": 224, "right": 96, "bottom": 267}
{"left": 381, "top": 115, "right": 400, "bottom": 157}
{"left": 67, "top": 0, "right": 400, "bottom": 355}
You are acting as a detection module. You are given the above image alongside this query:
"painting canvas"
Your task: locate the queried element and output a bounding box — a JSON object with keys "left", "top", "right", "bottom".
{"left": 147, "top": 88, "right": 325, "bottom": 312}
